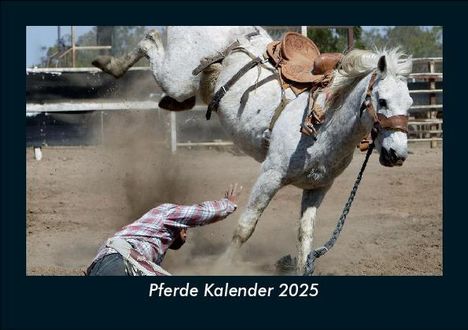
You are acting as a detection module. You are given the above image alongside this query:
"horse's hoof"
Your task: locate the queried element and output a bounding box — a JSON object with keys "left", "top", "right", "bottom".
{"left": 158, "top": 96, "right": 196, "bottom": 111}
{"left": 275, "top": 255, "right": 297, "bottom": 275}
{"left": 145, "top": 29, "right": 161, "bottom": 43}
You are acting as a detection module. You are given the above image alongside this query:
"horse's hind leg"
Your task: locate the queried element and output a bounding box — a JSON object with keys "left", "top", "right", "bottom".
{"left": 224, "top": 169, "right": 283, "bottom": 259}
{"left": 92, "top": 30, "right": 161, "bottom": 78}
{"left": 296, "top": 186, "right": 330, "bottom": 275}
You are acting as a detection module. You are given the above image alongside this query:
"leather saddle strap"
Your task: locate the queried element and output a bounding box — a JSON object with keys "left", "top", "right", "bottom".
{"left": 193, "top": 27, "right": 262, "bottom": 76}
{"left": 207, "top": 56, "right": 263, "bottom": 120}
{"left": 240, "top": 73, "right": 278, "bottom": 108}
{"left": 268, "top": 91, "right": 289, "bottom": 132}
{"left": 192, "top": 40, "right": 241, "bottom": 76}
{"left": 239, "top": 71, "right": 290, "bottom": 133}
{"left": 234, "top": 48, "right": 276, "bottom": 74}
{"left": 245, "top": 26, "right": 261, "bottom": 39}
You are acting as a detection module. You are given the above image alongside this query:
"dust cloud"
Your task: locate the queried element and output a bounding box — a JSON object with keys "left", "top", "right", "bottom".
{"left": 88, "top": 109, "right": 281, "bottom": 275}
{"left": 100, "top": 111, "right": 195, "bottom": 220}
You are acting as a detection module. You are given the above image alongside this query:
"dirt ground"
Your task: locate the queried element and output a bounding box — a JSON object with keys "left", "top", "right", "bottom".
{"left": 26, "top": 120, "right": 442, "bottom": 276}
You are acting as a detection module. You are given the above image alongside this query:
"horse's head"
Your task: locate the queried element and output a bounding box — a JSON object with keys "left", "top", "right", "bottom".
{"left": 369, "top": 52, "right": 413, "bottom": 167}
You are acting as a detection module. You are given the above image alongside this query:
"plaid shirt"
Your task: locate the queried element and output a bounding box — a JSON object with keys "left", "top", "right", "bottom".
{"left": 90, "top": 198, "right": 237, "bottom": 270}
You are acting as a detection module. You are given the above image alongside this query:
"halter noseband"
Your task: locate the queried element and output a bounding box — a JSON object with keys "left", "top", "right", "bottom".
{"left": 360, "top": 71, "right": 409, "bottom": 141}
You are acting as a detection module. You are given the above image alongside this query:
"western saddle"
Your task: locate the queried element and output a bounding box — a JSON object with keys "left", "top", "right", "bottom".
{"left": 195, "top": 31, "right": 344, "bottom": 139}
{"left": 265, "top": 32, "right": 343, "bottom": 136}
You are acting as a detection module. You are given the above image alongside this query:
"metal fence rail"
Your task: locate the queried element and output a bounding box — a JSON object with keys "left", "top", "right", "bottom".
{"left": 407, "top": 57, "right": 443, "bottom": 147}
{"left": 26, "top": 57, "right": 443, "bottom": 150}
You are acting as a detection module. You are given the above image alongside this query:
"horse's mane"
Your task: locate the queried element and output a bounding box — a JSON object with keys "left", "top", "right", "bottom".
{"left": 327, "top": 48, "right": 413, "bottom": 109}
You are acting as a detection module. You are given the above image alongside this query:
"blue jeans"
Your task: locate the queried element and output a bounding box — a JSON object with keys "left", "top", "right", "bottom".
{"left": 87, "top": 253, "right": 129, "bottom": 276}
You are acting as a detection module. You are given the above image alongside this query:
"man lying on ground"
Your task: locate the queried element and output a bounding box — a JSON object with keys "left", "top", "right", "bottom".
{"left": 87, "top": 183, "right": 242, "bottom": 276}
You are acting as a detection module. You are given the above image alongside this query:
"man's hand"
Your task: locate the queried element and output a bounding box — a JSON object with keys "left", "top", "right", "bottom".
{"left": 225, "top": 183, "right": 243, "bottom": 204}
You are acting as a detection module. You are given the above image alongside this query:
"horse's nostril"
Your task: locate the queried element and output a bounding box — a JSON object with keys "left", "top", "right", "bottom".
{"left": 390, "top": 148, "right": 406, "bottom": 162}
{"left": 389, "top": 148, "right": 397, "bottom": 160}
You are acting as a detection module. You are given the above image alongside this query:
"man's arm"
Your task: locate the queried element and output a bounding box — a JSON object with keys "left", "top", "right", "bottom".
{"left": 165, "top": 183, "right": 242, "bottom": 227}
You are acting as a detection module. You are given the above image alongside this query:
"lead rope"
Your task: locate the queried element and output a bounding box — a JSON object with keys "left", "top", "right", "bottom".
{"left": 303, "top": 141, "right": 375, "bottom": 276}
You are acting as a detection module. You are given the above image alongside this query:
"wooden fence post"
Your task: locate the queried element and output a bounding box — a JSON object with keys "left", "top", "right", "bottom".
{"left": 429, "top": 60, "right": 437, "bottom": 148}
{"left": 170, "top": 111, "right": 177, "bottom": 154}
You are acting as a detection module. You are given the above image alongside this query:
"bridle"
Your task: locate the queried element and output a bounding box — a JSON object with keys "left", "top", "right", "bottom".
{"left": 360, "top": 71, "right": 409, "bottom": 142}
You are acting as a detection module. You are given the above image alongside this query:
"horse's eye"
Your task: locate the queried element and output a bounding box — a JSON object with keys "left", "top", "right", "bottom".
{"left": 378, "top": 99, "right": 387, "bottom": 108}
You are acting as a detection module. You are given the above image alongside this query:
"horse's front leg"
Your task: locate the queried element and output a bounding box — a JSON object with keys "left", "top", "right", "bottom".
{"left": 92, "top": 30, "right": 161, "bottom": 78}
{"left": 225, "top": 169, "right": 284, "bottom": 260}
{"left": 296, "top": 186, "right": 331, "bottom": 275}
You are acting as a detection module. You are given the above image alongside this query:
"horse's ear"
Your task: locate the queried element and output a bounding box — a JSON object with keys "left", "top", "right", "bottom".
{"left": 378, "top": 55, "right": 387, "bottom": 73}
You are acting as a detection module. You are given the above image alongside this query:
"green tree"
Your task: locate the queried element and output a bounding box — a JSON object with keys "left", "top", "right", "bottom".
{"left": 263, "top": 26, "right": 364, "bottom": 53}
{"left": 361, "top": 26, "right": 442, "bottom": 57}
{"left": 264, "top": 26, "right": 302, "bottom": 40}
{"left": 307, "top": 27, "right": 364, "bottom": 53}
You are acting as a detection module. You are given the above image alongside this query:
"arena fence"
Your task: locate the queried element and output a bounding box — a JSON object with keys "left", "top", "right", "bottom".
{"left": 407, "top": 57, "right": 443, "bottom": 147}
{"left": 26, "top": 56, "right": 443, "bottom": 151}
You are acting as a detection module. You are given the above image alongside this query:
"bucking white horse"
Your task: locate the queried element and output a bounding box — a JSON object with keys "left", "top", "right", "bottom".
{"left": 93, "top": 26, "right": 413, "bottom": 274}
